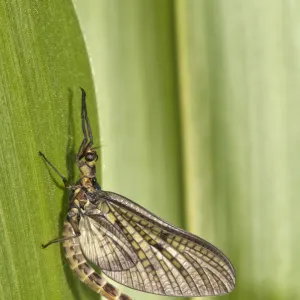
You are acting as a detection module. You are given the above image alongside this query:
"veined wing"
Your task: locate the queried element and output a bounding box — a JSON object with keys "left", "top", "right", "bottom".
{"left": 79, "top": 212, "right": 138, "bottom": 271}
{"left": 80, "top": 191, "right": 236, "bottom": 297}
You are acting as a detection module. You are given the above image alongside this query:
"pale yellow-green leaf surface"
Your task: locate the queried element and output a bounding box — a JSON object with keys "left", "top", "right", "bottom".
{"left": 75, "top": 1, "right": 300, "bottom": 300}
{"left": 73, "top": 1, "right": 183, "bottom": 299}
{"left": 176, "top": 1, "right": 300, "bottom": 299}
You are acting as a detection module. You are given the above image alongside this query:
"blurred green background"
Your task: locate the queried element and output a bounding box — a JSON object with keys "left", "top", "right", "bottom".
{"left": 0, "top": 0, "right": 298, "bottom": 299}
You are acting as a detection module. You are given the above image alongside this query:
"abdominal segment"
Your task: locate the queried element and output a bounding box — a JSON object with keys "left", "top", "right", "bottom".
{"left": 62, "top": 221, "right": 132, "bottom": 300}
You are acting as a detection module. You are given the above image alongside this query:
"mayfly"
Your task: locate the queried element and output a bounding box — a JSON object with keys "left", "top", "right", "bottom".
{"left": 40, "top": 88, "right": 236, "bottom": 300}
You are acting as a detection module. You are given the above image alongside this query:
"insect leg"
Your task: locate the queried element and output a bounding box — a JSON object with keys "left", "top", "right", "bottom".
{"left": 76, "top": 88, "right": 94, "bottom": 161}
{"left": 42, "top": 235, "right": 79, "bottom": 249}
{"left": 82, "top": 88, "right": 94, "bottom": 146}
{"left": 42, "top": 215, "right": 81, "bottom": 249}
{"left": 39, "top": 151, "right": 73, "bottom": 189}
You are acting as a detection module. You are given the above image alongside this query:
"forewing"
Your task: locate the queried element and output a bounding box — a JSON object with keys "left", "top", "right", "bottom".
{"left": 79, "top": 213, "right": 138, "bottom": 271}
{"left": 93, "top": 191, "right": 236, "bottom": 297}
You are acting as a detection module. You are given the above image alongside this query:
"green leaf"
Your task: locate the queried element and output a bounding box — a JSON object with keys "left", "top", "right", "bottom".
{"left": 0, "top": 1, "right": 99, "bottom": 299}
{"left": 176, "top": 1, "right": 300, "bottom": 300}
{"left": 2, "top": 0, "right": 299, "bottom": 300}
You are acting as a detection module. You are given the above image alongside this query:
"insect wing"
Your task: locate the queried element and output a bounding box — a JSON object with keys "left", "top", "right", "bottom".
{"left": 79, "top": 213, "right": 139, "bottom": 271}
{"left": 79, "top": 191, "right": 236, "bottom": 297}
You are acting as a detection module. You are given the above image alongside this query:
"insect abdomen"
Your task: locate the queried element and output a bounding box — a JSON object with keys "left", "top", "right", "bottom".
{"left": 63, "top": 221, "right": 132, "bottom": 300}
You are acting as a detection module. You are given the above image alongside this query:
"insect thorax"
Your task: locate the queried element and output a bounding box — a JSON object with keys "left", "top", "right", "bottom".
{"left": 84, "top": 198, "right": 110, "bottom": 215}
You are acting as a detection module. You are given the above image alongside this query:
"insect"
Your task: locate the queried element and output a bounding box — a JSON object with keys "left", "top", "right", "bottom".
{"left": 40, "top": 88, "right": 236, "bottom": 300}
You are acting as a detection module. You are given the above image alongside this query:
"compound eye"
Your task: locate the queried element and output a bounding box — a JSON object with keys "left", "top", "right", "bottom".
{"left": 85, "top": 152, "right": 97, "bottom": 162}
